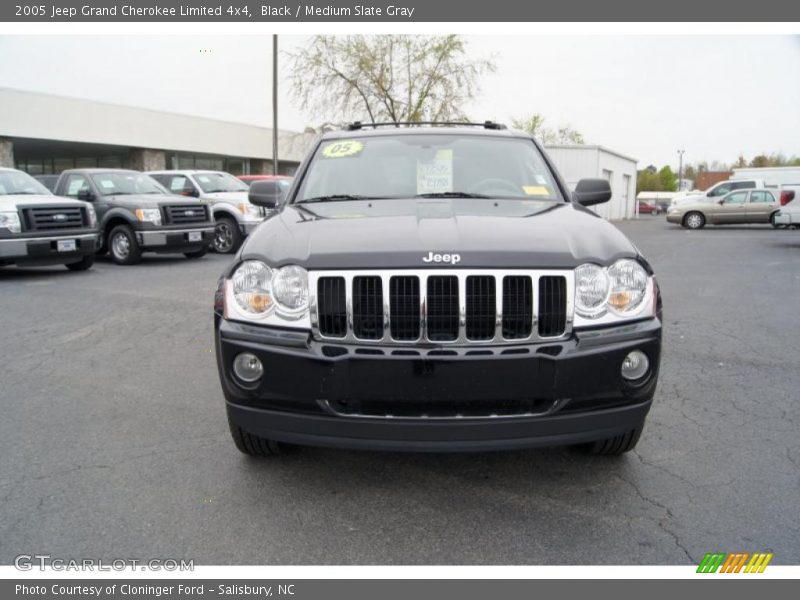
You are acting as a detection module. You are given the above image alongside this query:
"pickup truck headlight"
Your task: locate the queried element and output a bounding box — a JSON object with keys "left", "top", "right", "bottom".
{"left": 135, "top": 208, "right": 162, "bottom": 226}
{"left": 575, "top": 259, "right": 654, "bottom": 324}
{"left": 86, "top": 205, "right": 98, "bottom": 228}
{"left": 227, "top": 261, "right": 309, "bottom": 322}
{"left": 0, "top": 211, "right": 22, "bottom": 234}
{"left": 238, "top": 203, "right": 263, "bottom": 220}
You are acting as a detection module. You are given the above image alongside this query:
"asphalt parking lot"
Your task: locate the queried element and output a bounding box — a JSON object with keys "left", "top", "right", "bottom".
{"left": 1, "top": 216, "right": 799, "bottom": 565}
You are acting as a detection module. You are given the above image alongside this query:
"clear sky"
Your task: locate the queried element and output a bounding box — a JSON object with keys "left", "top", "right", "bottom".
{"left": 0, "top": 34, "right": 798, "bottom": 169}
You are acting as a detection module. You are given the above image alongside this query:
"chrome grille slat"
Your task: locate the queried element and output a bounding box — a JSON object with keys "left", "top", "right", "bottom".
{"left": 311, "top": 269, "right": 573, "bottom": 346}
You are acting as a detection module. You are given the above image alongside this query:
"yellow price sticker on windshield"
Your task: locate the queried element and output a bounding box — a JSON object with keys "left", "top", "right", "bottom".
{"left": 523, "top": 185, "right": 551, "bottom": 196}
{"left": 321, "top": 140, "right": 365, "bottom": 159}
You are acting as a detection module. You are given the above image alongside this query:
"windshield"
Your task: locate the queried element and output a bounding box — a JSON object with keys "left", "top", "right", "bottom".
{"left": 295, "top": 134, "right": 563, "bottom": 202}
{"left": 91, "top": 172, "right": 167, "bottom": 196}
{"left": 195, "top": 172, "right": 249, "bottom": 193}
{"left": 0, "top": 170, "right": 52, "bottom": 196}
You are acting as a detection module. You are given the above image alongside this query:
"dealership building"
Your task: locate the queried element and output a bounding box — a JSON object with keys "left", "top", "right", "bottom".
{"left": 0, "top": 87, "right": 315, "bottom": 176}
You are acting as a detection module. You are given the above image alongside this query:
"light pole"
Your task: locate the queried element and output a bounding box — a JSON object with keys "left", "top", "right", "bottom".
{"left": 272, "top": 34, "right": 279, "bottom": 176}
{"left": 677, "top": 149, "right": 685, "bottom": 192}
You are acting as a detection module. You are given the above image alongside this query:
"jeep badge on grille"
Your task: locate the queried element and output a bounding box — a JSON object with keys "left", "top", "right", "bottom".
{"left": 423, "top": 252, "right": 461, "bottom": 265}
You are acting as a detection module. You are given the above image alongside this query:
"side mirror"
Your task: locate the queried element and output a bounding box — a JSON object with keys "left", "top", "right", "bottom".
{"left": 182, "top": 188, "right": 199, "bottom": 198}
{"left": 718, "top": 199, "right": 725, "bottom": 205}
{"left": 573, "top": 178, "right": 611, "bottom": 207}
{"left": 77, "top": 189, "right": 95, "bottom": 201}
{"left": 248, "top": 180, "right": 284, "bottom": 208}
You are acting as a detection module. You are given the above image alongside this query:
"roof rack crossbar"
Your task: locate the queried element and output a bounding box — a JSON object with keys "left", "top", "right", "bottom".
{"left": 346, "top": 121, "right": 507, "bottom": 131}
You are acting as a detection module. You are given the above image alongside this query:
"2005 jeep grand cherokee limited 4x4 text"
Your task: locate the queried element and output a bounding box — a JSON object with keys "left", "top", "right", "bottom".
{"left": 1, "top": 168, "right": 98, "bottom": 271}
{"left": 214, "top": 123, "right": 662, "bottom": 456}
{"left": 55, "top": 169, "right": 216, "bottom": 265}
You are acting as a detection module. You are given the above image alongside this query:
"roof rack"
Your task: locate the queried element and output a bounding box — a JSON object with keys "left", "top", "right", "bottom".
{"left": 346, "top": 121, "right": 507, "bottom": 131}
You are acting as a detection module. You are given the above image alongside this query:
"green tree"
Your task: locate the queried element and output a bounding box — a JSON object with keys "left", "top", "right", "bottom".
{"left": 658, "top": 166, "right": 678, "bottom": 192}
{"left": 288, "top": 35, "right": 495, "bottom": 124}
{"left": 511, "top": 113, "right": 585, "bottom": 144}
{"left": 636, "top": 170, "right": 662, "bottom": 194}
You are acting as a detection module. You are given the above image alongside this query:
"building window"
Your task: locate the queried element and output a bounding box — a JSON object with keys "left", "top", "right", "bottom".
{"left": 169, "top": 153, "right": 250, "bottom": 175}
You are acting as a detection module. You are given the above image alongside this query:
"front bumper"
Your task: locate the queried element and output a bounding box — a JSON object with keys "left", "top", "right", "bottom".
{"left": 666, "top": 213, "right": 682, "bottom": 224}
{"left": 0, "top": 232, "right": 98, "bottom": 265}
{"left": 217, "top": 317, "right": 662, "bottom": 452}
{"left": 137, "top": 226, "right": 215, "bottom": 250}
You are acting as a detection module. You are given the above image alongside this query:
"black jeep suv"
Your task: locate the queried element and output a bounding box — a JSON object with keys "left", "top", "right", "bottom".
{"left": 215, "top": 123, "right": 662, "bottom": 456}
{"left": 54, "top": 169, "right": 215, "bottom": 265}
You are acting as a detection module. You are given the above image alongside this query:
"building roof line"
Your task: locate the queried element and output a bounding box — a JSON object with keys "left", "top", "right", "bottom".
{"left": 544, "top": 144, "right": 638, "bottom": 163}
{"left": 0, "top": 86, "right": 303, "bottom": 137}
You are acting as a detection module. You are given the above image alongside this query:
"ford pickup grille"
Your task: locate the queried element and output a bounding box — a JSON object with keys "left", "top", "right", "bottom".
{"left": 23, "top": 206, "right": 86, "bottom": 231}
{"left": 163, "top": 204, "right": 208, "bottom": 225}
{"left": 312, "top": 270, "right": 573, "bottom": 345}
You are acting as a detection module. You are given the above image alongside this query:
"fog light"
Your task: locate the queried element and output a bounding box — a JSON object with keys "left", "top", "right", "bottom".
{"left": 621, "top": 350, "right": 649, "bottom": 381}
{"left": 233, "top": 353, "right": 263, "bottom": 383}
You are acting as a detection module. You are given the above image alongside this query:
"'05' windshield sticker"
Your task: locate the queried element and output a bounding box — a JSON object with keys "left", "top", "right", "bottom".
{"left": 321, "top": 140, "right": 365, "bottom": 159}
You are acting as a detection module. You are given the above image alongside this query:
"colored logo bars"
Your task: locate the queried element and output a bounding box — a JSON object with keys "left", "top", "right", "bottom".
{"left": 697, "top": 552, "right": 773, "bottom": 573}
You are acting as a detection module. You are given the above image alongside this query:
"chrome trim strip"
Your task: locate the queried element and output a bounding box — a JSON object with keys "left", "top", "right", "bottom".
{"left": 0, "top": 233, "right": 97, "bottom": 244}
{"left": 308, "top": 269, "right": 575, "bottom": 346}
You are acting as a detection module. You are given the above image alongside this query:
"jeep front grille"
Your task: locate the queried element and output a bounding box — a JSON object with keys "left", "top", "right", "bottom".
{"left": 311, "top": 269, "right": 573, "bottom": 345}
{"left": 163, "top": 204, "right": 208, "bottom": 225}
{"left": 23, "top": 206, "right": 86, "bottom": 231}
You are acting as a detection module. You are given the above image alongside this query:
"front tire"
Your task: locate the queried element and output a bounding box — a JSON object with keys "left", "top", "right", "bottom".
{"left": 683, "top": 212, "right": 705, "bottom": 229}
{"left": 228, "top": 418, "right": 286, "bottom": 457}
{"left": 108, "top": 224, "right": 142, "bottom": 265}
{"left": 581, "top": 423, "right": 644, "bottom": 456}
{"left": 65, "top": 255, "right": 95, "bottom": 271}
{"left": 212, "top": 217, "right": 243, "bottom": 254}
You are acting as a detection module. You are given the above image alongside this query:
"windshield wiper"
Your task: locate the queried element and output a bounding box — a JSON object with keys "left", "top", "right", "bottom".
{"left": 415, "top": 192, "right": 491, "bottom": 199}
{"left": 297, "top": 194, "right": 373, "bottom": 204}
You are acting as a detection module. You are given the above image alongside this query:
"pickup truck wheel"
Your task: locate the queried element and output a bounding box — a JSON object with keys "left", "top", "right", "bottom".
{"left": 65, "top": 255, "right": 95, "bottom": 271}
{"left": 108, "top": 224, "right": 142, "bottom": 265}
{"left": 581, "top": 423, "right": 644, "bottom": 456}
{"left": 683, "top": 212, "right": 705, "bottom": 229}
{"left": 228, "top": 419, "right": 285, "bottom": 457}
{"left": 212, "top": 217, "right": 243, "bottom": 254}
{"left": 184, "top": 248, "right": 207, "bottom": 259}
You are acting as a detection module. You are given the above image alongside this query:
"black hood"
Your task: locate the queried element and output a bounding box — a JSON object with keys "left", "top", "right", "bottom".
{"left": 239, "top": 198, "right": 638, "bottom": 269}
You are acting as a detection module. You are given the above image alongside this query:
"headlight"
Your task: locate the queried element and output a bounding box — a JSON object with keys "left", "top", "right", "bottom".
{"left": 86, "top": 205, "right": 98, "bottom": 228}
{"left": 574, "top": 263, "right": 609, "bottom": 317}
{"left": 574, "top": 259, "right": 654, "bottom": 324}
{"left": 231, "top": 260, "right": 274, "bottom": 315}
{"left": 0, "top": 211, "right": 22, "bottom": 233}
{"left": 135, "top": 208, "right": 162, "bottom": 226}
{"left": 238, "top": 203, "right": 263, "bottom": 220}
{"left": 272, "top": 265, "right": 309, "bottom": 313}
{"left": 607, "top": 259, "right": 648, "bottom": 315}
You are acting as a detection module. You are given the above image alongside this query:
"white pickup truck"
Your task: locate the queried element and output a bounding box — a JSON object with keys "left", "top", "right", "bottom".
{"left": 671, "top": 179, "right": 766, "bottom": 207}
